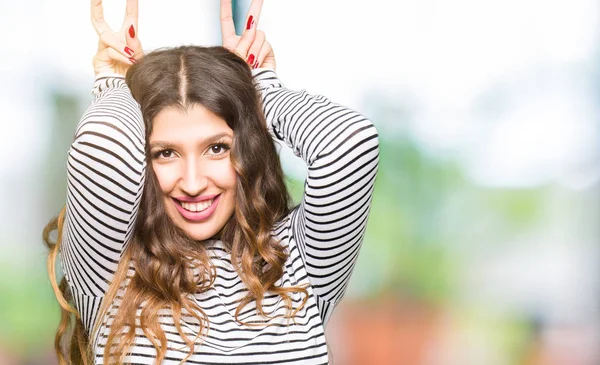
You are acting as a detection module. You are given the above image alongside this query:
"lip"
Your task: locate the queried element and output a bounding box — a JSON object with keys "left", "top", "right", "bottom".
{"left": 172, "top": 194, "right": 220, "bottom": 222}
{"left": 174, "top": 194, "right": 220, "bottom": 203}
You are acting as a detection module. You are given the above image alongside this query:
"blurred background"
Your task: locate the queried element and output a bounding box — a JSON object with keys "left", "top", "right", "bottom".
{"left": 1, "top": 0, "right": 599, "bottom": 364}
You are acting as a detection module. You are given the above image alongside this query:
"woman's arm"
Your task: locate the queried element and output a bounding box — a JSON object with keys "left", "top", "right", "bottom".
{"left": 220, "top": 0, "right": 379, "bottom": 314}
{"left": 61, "top": 0, "right": 145, "bottom": 297}
{"left": 254, "top": 69, "right": 380, "bottom": 309}
{"left": 61, "top": 76, "right": 145, "bottom": 297}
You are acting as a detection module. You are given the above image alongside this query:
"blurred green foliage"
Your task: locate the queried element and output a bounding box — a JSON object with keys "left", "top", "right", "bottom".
{"left": 0, "top": 262, "right": 58, "bottom": 356}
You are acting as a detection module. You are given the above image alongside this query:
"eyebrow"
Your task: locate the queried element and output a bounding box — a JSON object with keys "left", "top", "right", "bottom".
{"left": 149, "top": 132, "right": 232, "bottom": 150}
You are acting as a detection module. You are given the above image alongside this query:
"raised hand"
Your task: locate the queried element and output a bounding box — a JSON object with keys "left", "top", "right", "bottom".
{"left": 91, "top": 0, "right": 143, "bottom": 76}
{"left": 220, "top": 0, "right": 275, "bottom": 70}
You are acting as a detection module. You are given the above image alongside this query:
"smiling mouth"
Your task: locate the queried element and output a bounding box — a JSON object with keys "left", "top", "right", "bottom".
{"left": 177, "top": 198, "right": 217, "bottom": 213}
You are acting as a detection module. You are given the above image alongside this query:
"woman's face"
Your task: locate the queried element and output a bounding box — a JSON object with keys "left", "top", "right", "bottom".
{"left": 149, "top": 104, "right": 237, "bottom": 241}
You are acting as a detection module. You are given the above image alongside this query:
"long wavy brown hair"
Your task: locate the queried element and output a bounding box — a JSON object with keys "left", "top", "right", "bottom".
{"left": 44, "top": 46, "right": 308, "bottom": 364}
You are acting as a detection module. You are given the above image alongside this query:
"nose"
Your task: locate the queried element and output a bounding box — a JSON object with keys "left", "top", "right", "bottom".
{"left": 178, "top": 158, "right": 208, "bottom": 197}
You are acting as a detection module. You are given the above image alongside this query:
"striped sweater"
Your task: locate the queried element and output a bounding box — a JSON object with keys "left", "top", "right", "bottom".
{"left": 61, "top": 69, "right": 379, "bottom": 364}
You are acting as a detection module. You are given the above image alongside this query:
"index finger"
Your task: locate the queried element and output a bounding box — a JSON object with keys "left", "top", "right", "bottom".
{"left": 244, "top": 0, "right": 264, "bottom": 31}
{"left": 220, "top": 0, "right": 236, "bottom": 39}
{"left": 121, "top": 0, "right": 139, "bottom": 32}
{"left": 91, "top": 0, "right": 110, "bottom": 35}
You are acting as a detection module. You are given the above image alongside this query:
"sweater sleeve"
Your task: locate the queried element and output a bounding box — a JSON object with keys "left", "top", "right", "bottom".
{"left": 60, "top": 76, "right": 145, "bottom": 299}
{"left": 253, "top": 69, "right": 379, "bottom": 307}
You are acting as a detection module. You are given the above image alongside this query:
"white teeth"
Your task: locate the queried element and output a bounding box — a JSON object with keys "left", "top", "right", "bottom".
{"left": 180, "top": 199, "right": 214, "bottom": 213}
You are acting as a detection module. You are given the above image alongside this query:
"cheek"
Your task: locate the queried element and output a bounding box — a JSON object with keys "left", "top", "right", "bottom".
{"left": 212, "top": 159, "right": 238, "bottom": 190}
{"left": 152, "top": 162, "right": 179, "bottom": 194}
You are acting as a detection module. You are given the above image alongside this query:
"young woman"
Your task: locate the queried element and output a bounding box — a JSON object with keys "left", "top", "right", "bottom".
{"left": 44, "top": 0, "right": 379, "bottom": 364}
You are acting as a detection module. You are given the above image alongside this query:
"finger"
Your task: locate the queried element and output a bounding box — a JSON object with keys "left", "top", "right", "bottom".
{"left": 91, "top": 0, "right": 111, "bottom": 35}
{"left": 246, "top": 30, "right": 265, "bottom": 67}
{"left": 234, "top": 0, "right": 263, "bottom": 58}
{"left": 235, "top": 27, "right": 257, "bottom": 61}
{"left": 220, "top": 0, "right": 236, "bottom": 41}
{"left": 120, "top": 0, "right": 139, "bottom": 35}
{"left": 94, "top": 47, "right": 135, "bottom": 69}
{"left": 126, "top": 34, "right": 144, "bottom": 60}
{"left": 106, "top": 48, "right": 137, "bottom": 66}
{"left": 255, "top": 39, "right": 272, "bottom": 69}
{"left": 100, "top": 31, "right": 137, "bottom": 59}
{"left": 243, "top": 0, "right": 263, "bottom": 31}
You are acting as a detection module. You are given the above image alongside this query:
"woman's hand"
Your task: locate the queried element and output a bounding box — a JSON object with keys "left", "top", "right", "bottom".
{"left": 220, "top": 0, "right": 275, "bottom": 71}
{"left": 91, "top": 0, "right": 143, "bottom": 77}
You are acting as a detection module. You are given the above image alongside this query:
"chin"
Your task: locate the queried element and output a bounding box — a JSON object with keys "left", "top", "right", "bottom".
{"left": 182, "top": 226, "right": 221, "bottom": 242}
{"left": 169, "top": 211, "right": 234, "bottom": 242}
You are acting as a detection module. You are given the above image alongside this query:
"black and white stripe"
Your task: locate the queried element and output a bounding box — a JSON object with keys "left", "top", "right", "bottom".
{"left": 256, "top": 70, "right": 379, "bottom": 325}
{"left": 60, "top": 70, "right": 379, "bottom": 364}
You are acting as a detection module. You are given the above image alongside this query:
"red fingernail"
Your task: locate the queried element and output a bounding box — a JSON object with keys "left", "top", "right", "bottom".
{"left": 125, "top": 47, "right": 134, "bottom": 56}
{"left": 253, "top": 61, "right": 259, "bottom": 69}
{"left": 129, "top": 57, "right": 137, "bottom": 64}
{"left": 128, "top": 25, "right": 135, "bottom": 38}
{"left": 247, "top": 54, "right": 255, "bottom": 65}
{"left": 246, "top": 15, "right": 254, "bottom": 30}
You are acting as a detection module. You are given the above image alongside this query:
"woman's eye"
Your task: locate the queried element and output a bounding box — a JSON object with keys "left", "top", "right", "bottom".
{"left": 208, "top": 143, "right": 230, "bottom": 156}
{"left": 153, "top": 149, "right": 175, "bottom": 159}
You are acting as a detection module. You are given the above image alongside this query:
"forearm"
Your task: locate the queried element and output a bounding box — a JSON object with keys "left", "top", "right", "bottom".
{"left": 254, "top": 69, "right": 380, "bottom": 304}
{"left": 254, "top": 69, "right": 378, "bottom": 166}
{"left": 61, "top": 76, "right": 146, "bottom": 297}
